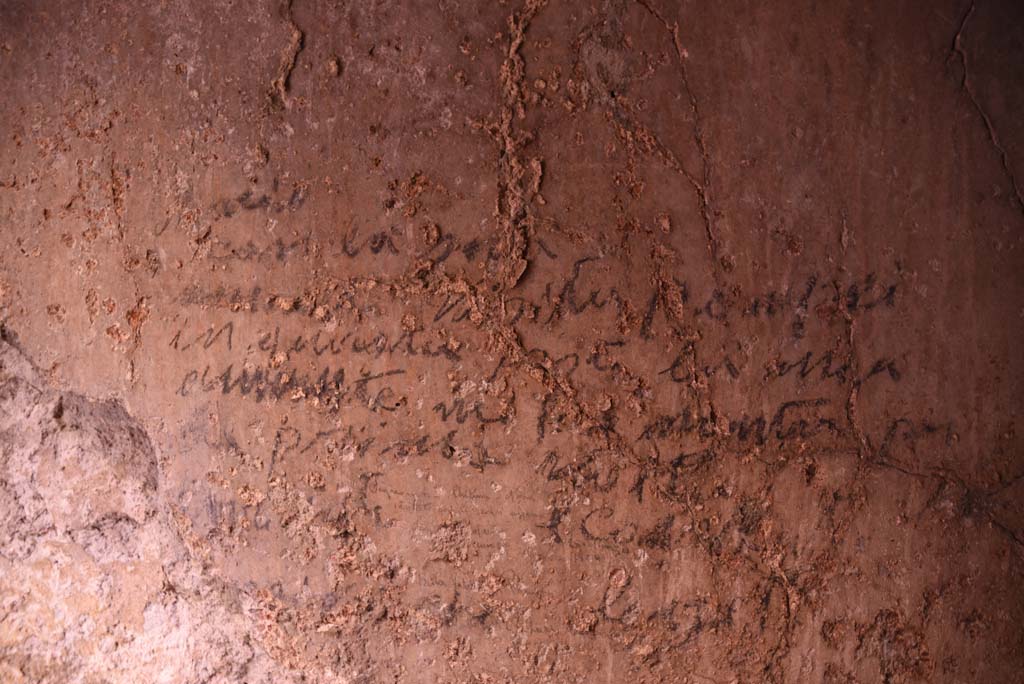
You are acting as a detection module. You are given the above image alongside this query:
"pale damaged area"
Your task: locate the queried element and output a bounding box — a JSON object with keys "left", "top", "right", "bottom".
{"left": 0, "top": 332, "right": 309, "bottom": 684}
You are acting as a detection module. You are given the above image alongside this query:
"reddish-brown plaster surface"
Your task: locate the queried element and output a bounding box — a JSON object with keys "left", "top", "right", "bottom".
{"left": 0, "top": 1, "right": 1023, "bottom": 682}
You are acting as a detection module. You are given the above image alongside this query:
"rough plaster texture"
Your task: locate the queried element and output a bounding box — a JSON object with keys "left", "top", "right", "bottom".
{"left": 0, "top": 0, "right": 1023, "bottom": 682}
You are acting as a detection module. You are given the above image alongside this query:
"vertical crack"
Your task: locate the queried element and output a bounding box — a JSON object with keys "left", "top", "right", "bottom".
{"left": 636, "top": 0, "right": 722, "bottom": 267}
{"left": 269, "top": 0, "right": 305, "bottom": 110}
{"left": 949, "top": 1, "right": 1024, "bottom": 217}
{"left": 844, "top": 312, "right": 873, "bottom": 458}
{"left": 490, "top": 0, "right": 547, "bottom": 292}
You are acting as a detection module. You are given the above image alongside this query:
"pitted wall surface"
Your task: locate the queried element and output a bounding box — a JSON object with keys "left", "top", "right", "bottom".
{"left": 1, "top": 1, "right": 1023, "bottom": 682}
